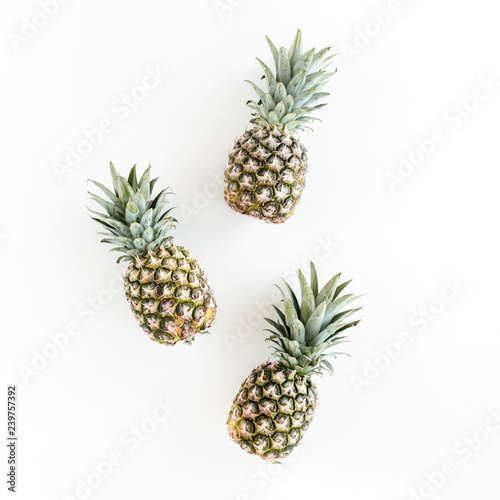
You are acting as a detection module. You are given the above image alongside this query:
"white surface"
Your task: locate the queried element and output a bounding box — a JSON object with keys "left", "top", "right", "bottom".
{"left": 1, "top": 1, "right": 500, "bottom": 499}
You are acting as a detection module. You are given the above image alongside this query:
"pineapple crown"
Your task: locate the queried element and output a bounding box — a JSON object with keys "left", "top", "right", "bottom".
{"left": 266, "top": 262, "right": 363, "bottom": 377}
{"left": 88, "top": 163, "right": 177, "bottom": 264}
{"left": 247, "top": 29, "right": 337, "bottom": 133}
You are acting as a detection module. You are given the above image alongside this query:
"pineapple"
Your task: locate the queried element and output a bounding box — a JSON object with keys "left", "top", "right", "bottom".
{"left": 227, "top": 262, "right": 362, "bottom": 461}
{"left": 224, "top": 29, "right": 336, "bottom": 224}
{"left": 89, "top": 163, "right": 216, "bottom": 346}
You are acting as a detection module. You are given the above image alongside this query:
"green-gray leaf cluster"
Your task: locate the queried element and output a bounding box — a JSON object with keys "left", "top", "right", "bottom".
{"left": 266, "top": 262, "right": 363, "bottom": 377}
{"left": 89, "top": 163, "right": 176, "bottom": 263}
{"left": 247, "top": 29, "right": 337, "bottom": 133}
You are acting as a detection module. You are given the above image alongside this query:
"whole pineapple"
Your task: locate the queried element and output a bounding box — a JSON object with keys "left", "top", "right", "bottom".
{"left": 224, "top": 29, "right": 336, "bottom": 224}
{"left": 227, "top": 263, "right": 362, "bottom": 461}
{"left": 89, "top": 163, "right": 216, "bottom": 346}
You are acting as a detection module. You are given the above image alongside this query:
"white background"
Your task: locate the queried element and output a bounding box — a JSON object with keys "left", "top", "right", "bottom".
{"left": 1, "top": 0, "right": 500, "bottom": 499}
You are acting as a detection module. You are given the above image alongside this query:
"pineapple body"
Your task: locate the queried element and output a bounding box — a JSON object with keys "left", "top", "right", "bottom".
{"left": 227, "top": 360, "right": 317, "bottom": 461}
{"left": 224, "top": 125, "right": 308, "bottom": 224}
{"left": 124, "top": 242, "right": 216, "bottom": 346}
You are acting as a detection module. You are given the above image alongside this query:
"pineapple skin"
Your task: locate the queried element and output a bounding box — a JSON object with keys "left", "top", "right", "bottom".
{"left": 123, "top": 242, "right": 216, "bottom": 346}
{"left": 227, "top": 360, "right": 317, "bottom": 461}
{"left": 224, "top": 125, "right": 308, "bottom": 224}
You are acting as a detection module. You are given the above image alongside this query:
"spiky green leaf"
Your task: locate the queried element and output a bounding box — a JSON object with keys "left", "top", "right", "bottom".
{"left": 138, "top": 166, "right": 151, "bottom": 198}
{"left": 286, "top": 70, "right": 307, "bottom": 97}
{"left": 277, "top": 47, "right": 291, "bottom": 85}
{"left": 265, "top": 35, "right": 279, "bottom": 71}
{"left": 125, "top": 200, "right": 140, "bottom": 224}
{"left": 332, "top": 280, "right": 353, "bottom": 301}
{"left": 245, "top": 80, "right": 267, "bottom": 102}
{"left": 288, "top": 29, "right": 303, "bottom": 66}
{"left": 127, "top": 165, "right": 138, "bottom": 190}
{"left": 305, "top": 301, "right": 326, "bottom": 341}
{"left": 256, "top": 58, "right": 277, "bottom": 95}
{"left": 310, "top": 261, "right": 319, "bottom": 297}
{"left": 316, "top": 273, "right": 341, "bottom": 306}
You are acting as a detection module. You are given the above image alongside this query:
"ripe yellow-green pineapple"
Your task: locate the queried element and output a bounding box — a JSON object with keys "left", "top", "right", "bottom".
{"left": 224, "top": 30, "right": 336, "bottom": 224}
{"left": 227, "top": 263, "right": 362, "bottom": 461}
{"left": 89, "top": 163, "right": 216, "bottom": 346}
